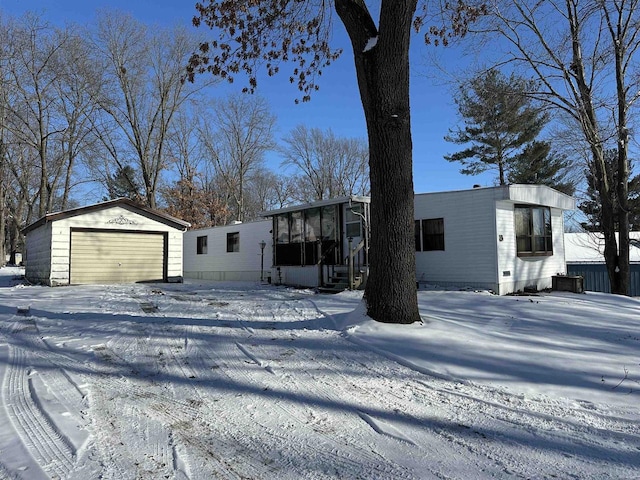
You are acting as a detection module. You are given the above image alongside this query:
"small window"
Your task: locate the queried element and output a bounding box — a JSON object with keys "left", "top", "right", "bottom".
{"left": 422, "top": 218, "right": 444, "bottom": 251}
{"left": 515, "top": 205, "right": 552, "bottom": 256}
{"left": 197, "top": 235, "right": 207, "bottom": 255}
{"left": 227, "top": 232, "right": 239, "bottom": 253}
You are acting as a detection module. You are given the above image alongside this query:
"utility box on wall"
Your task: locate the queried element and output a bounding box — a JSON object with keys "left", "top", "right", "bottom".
{"left": 552, "top": 275, "right": 584, "bottom": 293}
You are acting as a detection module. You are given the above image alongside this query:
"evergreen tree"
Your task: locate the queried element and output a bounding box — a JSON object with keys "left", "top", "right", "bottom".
{"left": 445, "top": 69, "right": 548, "bottom": 185}
{"left": 507, "top": 141, "right": 575, "bottom": 195}
{"left": 105, "top": 165, "right": 142, "bottom": 202}
{"left": 580, "top": 150, "right": 640, "bottom": 232}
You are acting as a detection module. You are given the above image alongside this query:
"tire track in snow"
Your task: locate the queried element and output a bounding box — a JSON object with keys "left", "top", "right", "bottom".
{"left": 231, "top": 327, "right": 493, "bottom": 479}
{"left": 4, "top": 341, "right": 75, "bottom": 478}
{"left": 153, "top": 295, "right": 414, "bottom": 479}
{"left": 303, "top": 297, "right": 640, "bottom": 479}
{"left": 89, "top": 323, "right": 274, "bottom": 479}
{"left": 87, "top": 323, "right": 193, "bottom": 480}
{"left": 182, "top": 297, "right": 423, "bottom": 479}
{"left": 2, "top": 313, "right": 176, "bottom": 479}
{"left": 95, "top": 362, "right": 272, "bottom": 479}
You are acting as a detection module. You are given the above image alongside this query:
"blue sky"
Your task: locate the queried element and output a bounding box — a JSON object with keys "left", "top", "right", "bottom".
{"left": 0, "top": 0, "right": 497, "bottom": 194}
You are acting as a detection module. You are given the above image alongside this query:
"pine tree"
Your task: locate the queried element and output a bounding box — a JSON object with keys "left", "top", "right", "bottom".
{"left": 445, "top": 69, "right": 548, "bottom": 185}
{"left": 508, "top": 141, "right": 575, "bottom": 195}
{"left": 106, "top": 165, "right": 142, "bottom": 202}
{"left": 580, "top": 150, "right": 640, "bottom": 232}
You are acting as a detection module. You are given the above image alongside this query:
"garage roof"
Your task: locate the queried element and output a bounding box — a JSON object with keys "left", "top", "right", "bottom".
{"left": 22, "top": 198, "right": 190, "bottom": 234}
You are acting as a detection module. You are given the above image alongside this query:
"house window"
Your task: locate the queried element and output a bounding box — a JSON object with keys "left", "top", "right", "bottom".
{"left": 290, "top": 211, "right": 303, "bottom": 243}
{"left": 422, "top": 218, "right": 445, "bottom": 251}
{"left": 196, "top": 235, "right": 207, "bottom": 255}
{"left": 276, "top": 214, "right": 289, "bottom": 244}
{"left": 226, "top": 232, "right": 239, "bottom": 253}
{"left": 305, "top": 208, "right": 321, "bottom": 242}
{"left": 321, "top": 205, "right": 336, "bottom": 241}
{"left": 515, "top": 205, "right": 552, "bottom": 256}
{"left": 415, "top": 220, "right": 422, "bottom": 251}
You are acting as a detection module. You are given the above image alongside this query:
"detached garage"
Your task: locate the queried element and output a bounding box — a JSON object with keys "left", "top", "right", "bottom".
{"left": 22, "top": 198, "right": 190, "bottom": 286}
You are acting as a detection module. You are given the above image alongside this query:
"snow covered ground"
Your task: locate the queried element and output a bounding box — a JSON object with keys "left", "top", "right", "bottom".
{"left": 0, "top": 266, "right": 638, "bottom": 479}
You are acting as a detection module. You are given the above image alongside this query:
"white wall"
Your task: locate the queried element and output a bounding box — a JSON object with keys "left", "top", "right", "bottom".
{"left": 24, "top": 222, "right": 52, "bottom": 284}
{"left": 414, "top": 188, "right": 499, "bottom": 291}
{"left": 27, "top": 204, "right": 185, "bottom": 286}
{"left": 414, "top": 186, "right": 570, "bottom": 294}
{"left": 495, "top": 204, "right": 567, "bottom": 294}
{"left": 270, "top": 265, "right": 319, "bottom": 287}
{"left": 183, "top": 220, "right": 272, "bottom": 281}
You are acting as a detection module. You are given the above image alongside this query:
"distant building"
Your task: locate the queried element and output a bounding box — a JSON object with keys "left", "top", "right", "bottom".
{"left": 564, "top": 232, "right": 640, "bottom": 296}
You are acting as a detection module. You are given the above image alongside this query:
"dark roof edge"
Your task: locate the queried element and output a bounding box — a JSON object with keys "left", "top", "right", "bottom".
{"left": 22, "top": 198, "right": 190, "bottom": 234}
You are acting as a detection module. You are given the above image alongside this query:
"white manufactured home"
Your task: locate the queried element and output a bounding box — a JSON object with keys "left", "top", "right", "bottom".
{"left": 22, "top": 198, "right": 189, "bottom": 286}
{"left": 181, "top": 185, "right": 576, "bottom": 295}
{"left": 183, "top": 219, "right": 272, "bottom": 282}
{"left": 414, "top": 184, "right": 575, "bottom": 294}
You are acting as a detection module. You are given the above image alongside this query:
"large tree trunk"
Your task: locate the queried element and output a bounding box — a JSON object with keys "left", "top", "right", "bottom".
{"left": 336, "top": 0, "right": 421, "bottom": 324}
{"left": 612, "top": 7, "right": 630, "bottom": 296}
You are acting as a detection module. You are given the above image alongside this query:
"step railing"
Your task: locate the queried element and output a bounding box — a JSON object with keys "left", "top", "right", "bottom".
{"left": 347, "top": 238, "right": 366, "bottom": 290}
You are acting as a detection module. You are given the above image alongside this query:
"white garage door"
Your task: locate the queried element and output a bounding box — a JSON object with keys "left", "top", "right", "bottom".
{"left": 70, "top": 230, "right": 165, "bottom": 284}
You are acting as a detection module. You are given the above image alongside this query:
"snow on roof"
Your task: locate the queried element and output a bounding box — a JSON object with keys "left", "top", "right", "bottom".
{"left": 564, "top": 232, "right": 640, "bottom": 263}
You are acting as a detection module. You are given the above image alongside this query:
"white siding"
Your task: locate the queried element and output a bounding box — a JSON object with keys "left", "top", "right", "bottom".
{"left": 270, "top": 265, "right": 319, "bottom": 287}
{"left": 414, "top": 188, "right": 499, "bottom": 291}
{"left": 166, "top": 230, "right": 184, "bottom": 282}
{"left": 414, "top": 186, "right": 571, "bottom": 294}
{"left": 495, "top": 204, "right": 567, "bottom": 294}
{"left": 183, "top": 220, "right": 271, "bottom": 281}
{"left": 24, "top": 222, "right": 52, "bottom": 284}
{"left": 506, "top": 185, "right": 576, "bottom": 210}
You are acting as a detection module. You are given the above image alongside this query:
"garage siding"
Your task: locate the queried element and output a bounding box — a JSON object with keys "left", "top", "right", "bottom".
{"left": 70, "top": 230, "right": 166, "bottom": 284}
{"left": 24, "top": 222, "right": 53, "bottom": 284}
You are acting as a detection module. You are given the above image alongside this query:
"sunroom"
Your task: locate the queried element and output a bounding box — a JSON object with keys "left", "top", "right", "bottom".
{"left": 263, "top": 196, "right": 370, "bottom": 290}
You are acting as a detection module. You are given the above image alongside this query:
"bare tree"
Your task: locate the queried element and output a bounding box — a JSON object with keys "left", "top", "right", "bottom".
{"left": 0, "top": 19, "right": 9, "bottom": 265}
{"left": 3, "top": 15, "right": 71, "bottom": 217}
{"left": 281, "top": 125, "right": 369, "bottom": 201}
{"left": 244, "top": 167, "right": 298, "bottom": 217}
{"left": 189, "top": 1, "right": 484, "bottom": 323}
{"left": 199, "top": 94, "right": 276, "bottom": 222}
{"left": 92, "top": 11, "right": 211, "bottom": 208}
{"left": 50, "top": 31, "right": 102, "bottom": 210}
{"left": 166, "top": 105, "right": 203, "bottom": 183}
{"left": 469, "top": 0, "right": 640, "bottom": 295}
